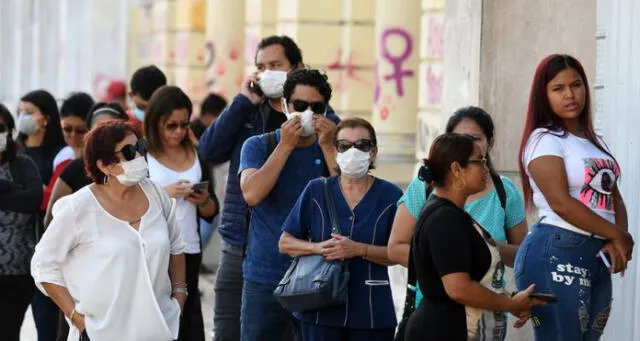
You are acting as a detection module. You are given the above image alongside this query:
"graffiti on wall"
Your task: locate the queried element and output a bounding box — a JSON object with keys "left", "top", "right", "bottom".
{"left": 425, "top": 15, "right": 444, "bottom": 59}
{"left": 375, "top": 27, "right": 415, "bottom": 103}
{"left": 417, "top": 114, "right": 441, "bottom": 156}
{"left": 327, "top": 48, "right": 372, "bottom": 93}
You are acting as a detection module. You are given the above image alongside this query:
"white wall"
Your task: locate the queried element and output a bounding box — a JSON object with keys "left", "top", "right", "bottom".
{"left": 597, "top": 1, "right": 640, "bottom": 340}
{"left": 0, "top": 0, "right": 131, "bottom": 112}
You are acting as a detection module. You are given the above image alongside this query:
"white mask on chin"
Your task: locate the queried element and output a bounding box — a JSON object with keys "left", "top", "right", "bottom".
{"left": 336, "top": 148, "right": 371, "bottom": 178}
{"left": 258, "top": 70, "right": 288, "bottom": 98}
{"left": 114, "top": 157, "right": 149, "bottom": 186}
{"left": 282, "top": 98, "right": 316, "bottom": 137}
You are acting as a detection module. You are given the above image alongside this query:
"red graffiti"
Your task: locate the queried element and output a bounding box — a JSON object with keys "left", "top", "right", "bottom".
{"left": 328, "top": 49, "right": 371, "bottom": 92}
{"left": 229, "top": 47, "right": 240, "bottom": 61}
{"left": 426, "top": 16, "right": 444, "bottom": 58}
{"left": 379, "top": 27, "right": 415, "bottom": 98}
{"left": 377, "top": 95, "right": 395, "bottom": 121}
{"left": 426, "top": 65, "right": 443, "bottom": 106}
{"left": 215, "top": 62, "right": 227, "bottom": 76}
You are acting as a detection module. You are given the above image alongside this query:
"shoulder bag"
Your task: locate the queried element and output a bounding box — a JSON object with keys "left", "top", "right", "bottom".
{"left": 273, "top": 178, "right": 350, "bottom": 313}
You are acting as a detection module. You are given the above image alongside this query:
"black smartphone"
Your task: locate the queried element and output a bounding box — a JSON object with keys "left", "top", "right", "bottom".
{"left": 248, "top": 81, "right": 264, "bottom": 97}
{"left": 191, "top": 181, "right": 210, "bottom": 192}
{"left": 530, "top": 293, "right": 558, "bottom": 303}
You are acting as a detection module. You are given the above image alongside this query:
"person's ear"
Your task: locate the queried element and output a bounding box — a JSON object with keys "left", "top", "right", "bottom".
{"left": 488, "top": 137, "right": 495, "bottom": 151}
{"left": 369, "top": 146, "right": 378, "bottom": 164}
{"left": 450, "top": 161, "right": 462, "bottom": 178}
{"left": 96, "top": 159, "right": 114, "bottom": 177}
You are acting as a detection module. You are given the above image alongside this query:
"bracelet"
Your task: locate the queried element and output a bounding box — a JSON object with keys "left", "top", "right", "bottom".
{"left": 69, "top": 308, "right": 77, "bottom": 322}
{"left": 172, "top": 282, "right": 187, "bottom": 288}
{"left": 172, "top": 287, "right": 189, "bottom": 297}
{"left": 362, "top": 245, "right": 369, "bottom": 259}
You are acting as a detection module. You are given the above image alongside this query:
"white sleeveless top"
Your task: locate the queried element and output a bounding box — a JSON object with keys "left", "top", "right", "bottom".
{"left": 147, "top": 152, "right": 203, "bottom": 254}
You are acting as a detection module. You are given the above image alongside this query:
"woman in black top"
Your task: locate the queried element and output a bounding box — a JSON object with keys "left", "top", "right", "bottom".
{"left": 405, "top": 133, "right": 545, "bottom": 340}
{"left": 0, "top": 104, "right": 43, "bottom": 340}
{"left": 17, "top": 89, "right": 65, "bottom": 341}
{"left": 44, "top": 103, "right": 130, "bottom": 228}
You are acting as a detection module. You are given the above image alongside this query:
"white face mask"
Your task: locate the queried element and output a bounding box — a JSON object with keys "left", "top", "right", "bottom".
{"left": 258, "top": 70, "right": 287, "bottom": 98}
{"left": 282, "top": 98, "right": 316, "bottom": 137}
{"left": 0, "top": 132, "right": 7, "bottom": 152}
{"left": 336, "top": 148, "right": 371, "bottom": 178}
{"left": 17, "top": 113, "right": 38, "bottom": 136}
{"left": 114, "top": 157, "right": 149, "bottom": 187}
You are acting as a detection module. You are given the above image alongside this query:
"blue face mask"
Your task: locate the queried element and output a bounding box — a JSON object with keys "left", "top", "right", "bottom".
{"left": 133, "top": 107, "right": 145, "bottom": 122}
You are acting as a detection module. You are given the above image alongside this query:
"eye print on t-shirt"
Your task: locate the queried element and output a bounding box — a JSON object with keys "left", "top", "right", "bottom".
{"left": 580, "top": 157, "right": 620, "bottom": 212}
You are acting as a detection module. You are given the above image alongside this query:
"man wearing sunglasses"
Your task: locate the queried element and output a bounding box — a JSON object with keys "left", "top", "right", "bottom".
{"left": 237, "top": 68, "right": 338, "bottom": 341}
{"left": 198, "top": 36, "right": 339, "bottom": 341}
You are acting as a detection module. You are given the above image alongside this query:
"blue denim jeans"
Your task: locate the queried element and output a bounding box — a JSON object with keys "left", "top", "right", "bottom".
{"left": 514, "top": 222, "right": 612, "bottom": 341}
{"left": 240, "top": 280, "right": 299, "bottom": 341}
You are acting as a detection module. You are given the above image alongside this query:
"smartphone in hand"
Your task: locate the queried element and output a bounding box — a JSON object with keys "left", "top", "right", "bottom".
{"left": 249, "top": 81, "right": 264, "bottom": 97}
{"left": 530, "top": 293, "right": 558, "bottom": 303}
{"left": 191, "top": 181, "right": 210, "bottom": 193}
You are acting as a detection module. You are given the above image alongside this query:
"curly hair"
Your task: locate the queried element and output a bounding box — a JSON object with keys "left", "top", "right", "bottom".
{"left": 283, "top": 68, "right": 332, "bottom": 103}
{"left": 83, "top": 120, "right": 140, "bottom": 184}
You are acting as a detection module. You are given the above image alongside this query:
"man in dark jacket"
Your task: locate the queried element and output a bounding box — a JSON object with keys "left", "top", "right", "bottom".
{"left": 198, "top": 35, "right": 340, "bottom": 341}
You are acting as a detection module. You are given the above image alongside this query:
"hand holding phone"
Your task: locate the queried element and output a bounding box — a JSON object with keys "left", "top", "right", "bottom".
{"left": 191, "top": 181, "right": 210, "bottom": 193}
{"left": 529, "top": 293, "right": 558, "bottom": 303}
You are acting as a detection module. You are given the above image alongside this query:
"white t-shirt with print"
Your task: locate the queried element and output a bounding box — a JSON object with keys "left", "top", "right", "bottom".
{"left": 523, "top": 128, "right": 620, "bottom": 225}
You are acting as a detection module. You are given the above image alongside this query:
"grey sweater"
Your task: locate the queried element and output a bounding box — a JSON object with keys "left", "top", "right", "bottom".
{"left": 0, "top": 154, "right": 43, "bottom": 275}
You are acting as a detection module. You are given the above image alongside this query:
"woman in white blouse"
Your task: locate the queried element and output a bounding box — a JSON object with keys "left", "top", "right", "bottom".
{"left": 31, "top": 120, "right": 186, "bottom": 341}
{"left": 143, "top": 86, "right": 219, "bottom": 341}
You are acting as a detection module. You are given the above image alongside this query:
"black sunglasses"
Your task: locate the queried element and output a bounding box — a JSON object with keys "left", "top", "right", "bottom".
{"left": 468, "top": 157, "right": 487, "bottom": 166}
{"left": 0, "top": 123, "right": 7, "bottom": 133}
{"left": 335, "top": 139, "right": 375, "bottom": 153}
{"left": 115, "top": 140, "right": 148, "bottom": 161}
{"left": 291, "top": 99, "right": 327, "bottom": 115}
{"left": 62, "top": 126, "right": 88, "bottom": 135}
{"left": 165, "top": 121, "right": 190, "bottom": 131}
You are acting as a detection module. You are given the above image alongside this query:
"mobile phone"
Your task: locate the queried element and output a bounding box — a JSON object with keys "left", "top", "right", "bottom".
{"left": 530, "top": 293, "right": 558, "bottom": 303}
{"left": 598, "top": 250, "right": 612, "bottom": 269}
{"left": 191, "top": 181, "right": 209, "bottom": 192}
{"left": 248, "top": 81, "right": 264, "bottom": 97}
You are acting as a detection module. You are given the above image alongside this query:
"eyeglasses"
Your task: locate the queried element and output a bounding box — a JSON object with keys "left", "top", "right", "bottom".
{"left": 291, "top": 99, "right": 327, "bottom": 115}
{"left": 165, "top": 121, "right": 190, "bottom": 131}
{"left": 0, "top": 123, "right": 7, "bottom": 133}
{"left": 468, "top": 157, "right": 488, "bottom": 166}
{"left": 335, "top": 139, "right": 375, "bottom": 153}
{"left": 62, "top": 126, "right": 88, "bottom": 135}
{"left": 115, "top": 139, "right": 148, "bottom": 161}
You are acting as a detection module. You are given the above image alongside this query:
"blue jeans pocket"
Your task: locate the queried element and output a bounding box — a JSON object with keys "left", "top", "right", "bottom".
{"left": 549, "top": 229, "right": 590, "bottom": 249}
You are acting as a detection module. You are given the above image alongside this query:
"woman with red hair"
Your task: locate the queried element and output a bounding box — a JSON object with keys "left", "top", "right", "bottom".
{"left": 515, "top": 54, "right": 634, "bottom": 340}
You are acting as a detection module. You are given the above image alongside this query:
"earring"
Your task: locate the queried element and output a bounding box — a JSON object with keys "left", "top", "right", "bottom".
{"left": 453, "top": 177, "right": 466, "bottom": 191}
{"left": 103, "top": 175, "right": 110, "bottom": 185}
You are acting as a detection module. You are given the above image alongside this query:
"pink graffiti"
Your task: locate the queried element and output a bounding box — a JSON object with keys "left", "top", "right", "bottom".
{"left": 426, "top": 65, "right": 443, "bottom": 106}
{"left": 244, "top": 34, "right": 260, "bottom": 64}
{"left": 380, "top": 28, "right": 415, "bottom": 98}
{"left": 229, "top": 47, "right": 240, "bottom": 61}
{"left": 426, "top": 16, "right": 444, "bottom": 58}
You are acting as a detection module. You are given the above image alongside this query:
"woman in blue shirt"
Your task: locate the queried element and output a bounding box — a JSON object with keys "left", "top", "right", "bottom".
{"left": 388, "top": 106, "right": 528, "bottom": 340}
{"left": 279, "top": 117, "right": 402, "bottom": 341}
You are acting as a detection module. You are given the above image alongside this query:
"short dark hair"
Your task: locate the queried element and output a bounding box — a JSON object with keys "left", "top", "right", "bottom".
{"left": 445, "top": 106, "right": 496, "bottom": 173}
{"left": 60, "top": 92, "right": 94, "bottom": 121}
{"left": 283, "top": 68, "right": 332, "bottom": 103}
{"left": 0, "top": 104, "right": 18, "bottom": 163}
{"left": 144, "top": 86, "right": 194, "bottom": 154}
{"left": 130, "top": 65, "right": 167, "bottom": 100}
{"left": 255, "top": 35, "right": 303, "bottom": 67}
{"left": 200, "top": 93, "right": 227, "bottom": 117}
{"left": 19, "top": 89, "right": 65, "bottom": 153}
{"left": 84, "top": 120, "right": 140, "bottom": 184}
{"left": 422, "top": 133, "right": 478, "bottom": 187}
{"left": 87, "top": 102, "right": 130, "bottom": 129}
{"left": 332, "top": 117, "right": 378, "bottom": 171}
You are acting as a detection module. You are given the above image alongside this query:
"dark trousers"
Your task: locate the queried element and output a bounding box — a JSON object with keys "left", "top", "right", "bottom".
{"left": 178, "top": 252, "right": 205, "bottom": 341}
{"left": 241, "top": 280, "right": 299, "bottom": 341}
{"left": 300, "top": 321, "right": 394, "bottom": 341}
{"left": 213, "top": 241, "right": 244, "bottom": 341}
{"left": 0, "top": 274, "right": 35, "bottom": 341}
{"left": 32, "top": 287, "right": 60, "bottom": 341}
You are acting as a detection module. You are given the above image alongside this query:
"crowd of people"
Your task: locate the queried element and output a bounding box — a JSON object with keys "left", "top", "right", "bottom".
{"left": 0, "top": 33, "right": 633, "bottom": 341}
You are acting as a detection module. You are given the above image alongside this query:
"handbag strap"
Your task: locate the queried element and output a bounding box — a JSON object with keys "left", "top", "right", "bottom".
{"left": 323, "top": 178, "right": 343, "bottom": 235}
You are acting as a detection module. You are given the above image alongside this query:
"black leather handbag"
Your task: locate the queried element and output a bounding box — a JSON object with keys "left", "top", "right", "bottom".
{"left": 273, "top": 178, "right": 350, "bottom": 313}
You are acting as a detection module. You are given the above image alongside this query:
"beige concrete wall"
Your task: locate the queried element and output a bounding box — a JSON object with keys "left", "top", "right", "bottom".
{"left": 479, "top": 0, "right": 597, "bottom": 173}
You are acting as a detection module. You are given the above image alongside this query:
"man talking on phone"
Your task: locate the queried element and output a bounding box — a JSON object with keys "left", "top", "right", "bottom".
{"left": 198, "top": 35, "right": 339, "bottom": 341}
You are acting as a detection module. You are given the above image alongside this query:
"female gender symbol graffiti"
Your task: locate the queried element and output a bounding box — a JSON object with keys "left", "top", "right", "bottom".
{"left": 380, "top": 28, "right": 415, "bottom": 98}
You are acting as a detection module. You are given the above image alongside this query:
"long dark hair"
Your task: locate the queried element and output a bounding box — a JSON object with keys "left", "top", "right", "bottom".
{"left": 18, "top": 90, "right": 65, "bottom": 154}
{"left": 446, "top": 106, "right": 497, "bottom": 174}
{"left": 518, "top": 54, "right": 615, "bottom": 209}
{"left": 0, "top": 104, "right": 19, "bottom": 163}
{"left": 144, "top": 86, "right": 194, "bottom": 154}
